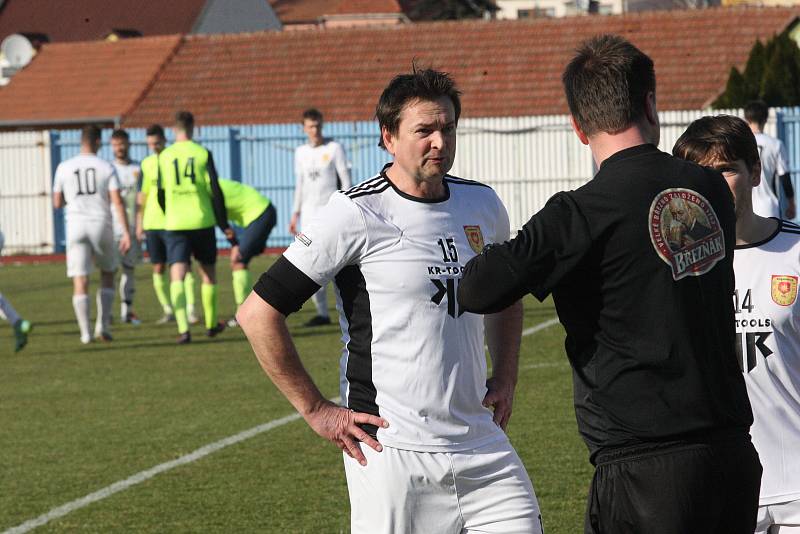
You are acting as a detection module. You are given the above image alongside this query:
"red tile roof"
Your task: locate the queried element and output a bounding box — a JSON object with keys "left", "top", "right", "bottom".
{"left": 0, "top": 0, "right": 206, "bottom": 42}
{"left": 1, "top": 7, "right": 797, "bottom": 128}
{"left": 0, "top": 35, "right": 181, "bottom": 127}
{"left": 269, "top": 0, "right": 403, "bottom": 23}
{"left": 124, "top": 7, "right": 799, "bottom": 126}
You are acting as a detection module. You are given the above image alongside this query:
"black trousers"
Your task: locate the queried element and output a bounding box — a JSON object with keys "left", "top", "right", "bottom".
{"left": 585, "top": 438, "right": 762, "bottom": 534}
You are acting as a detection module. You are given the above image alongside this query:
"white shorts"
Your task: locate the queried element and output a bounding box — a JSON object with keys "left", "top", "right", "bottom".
{"left": 66, "top": 221, "right": 118, "bottom": 277}
{"left": 115, "top": 232, "right": 142, "bottom": 268}
{"left": 343, "top": 438, "right": 542, "bottom": 534}
{"left": 756, "top": 498, "right": 800, "bottom": 534}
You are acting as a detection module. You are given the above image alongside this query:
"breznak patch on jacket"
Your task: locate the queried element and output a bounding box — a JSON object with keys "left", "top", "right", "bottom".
{"left": 649, "top": 188, "right": 725, "bottom": 281}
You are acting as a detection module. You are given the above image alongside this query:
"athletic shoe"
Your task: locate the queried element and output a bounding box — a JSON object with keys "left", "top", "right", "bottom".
{"left": 13, "top": 319, "right": 31, "bottom": 352}
{"left": 187, "top": 309, "right": 200, "bottom": 325}
{"left": 226, "top": 317, "right": 239, "bottom": 328}
{"left": 176, "top": 331, "right": 191, "bottom": 344}
{"left": 206, "top": 322, "right": 226, "bottom": 338}
{"left": 155, "top": 313, "right": 175, "bottom": 325}
{"left": 304, "top": 315, "right": 331, "bottom": 327}
{"left": 80, "top": 334, "right": 92, "bottom": 345}
{"left": 123, "top": 311, "right": 142, "bottom": 326}
{"left": 94, "top": 331, "right": 113, "bottom": 342}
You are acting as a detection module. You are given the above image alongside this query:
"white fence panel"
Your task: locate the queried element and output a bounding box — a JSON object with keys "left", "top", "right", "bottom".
{"left": 453, "top": 109, "right": 748, "bottom": 233}
{"left": 0, "top": 108, "right": 757, "bottom": 255}
{"left": 453, "top": 114, "right": 593, "bottom": 232}
{"left": 0, "top": 131, "right": 53, "bottom": 255}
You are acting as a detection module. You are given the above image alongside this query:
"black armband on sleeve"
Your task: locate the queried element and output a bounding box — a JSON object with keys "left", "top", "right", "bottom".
{"left": 780, "top": 173, "right": 795, "bottom": 199}
{"left": 253, "top": 256, "right": 321, "bottom": 316}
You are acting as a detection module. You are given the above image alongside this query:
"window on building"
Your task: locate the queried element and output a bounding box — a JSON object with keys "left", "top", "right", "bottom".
{"left": 517, "top": 8, "right": 533, "bottom": 17}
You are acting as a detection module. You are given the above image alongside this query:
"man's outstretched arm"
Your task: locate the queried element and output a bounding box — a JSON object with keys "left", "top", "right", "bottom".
{"left": 459, "top": 192, "right": 592, "bottom": 314}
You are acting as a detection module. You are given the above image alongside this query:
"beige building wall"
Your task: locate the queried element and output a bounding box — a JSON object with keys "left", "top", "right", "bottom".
{"left": 496, "top": 0, "right": 624, "bottom": 18}
{"left": 723, "top": 0, "right": 800, "bottom": 5}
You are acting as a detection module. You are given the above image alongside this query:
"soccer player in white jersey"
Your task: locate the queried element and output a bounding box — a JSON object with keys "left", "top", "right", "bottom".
{"left": 289, "top": 108, "right": 352, "bottom": 327}
{"left": 745, "top": 101, "right": 796, "bottom": 220}
{"left": 675, "top": 115, "right": 800, "bottom": 534}
{"left": 53, "top": 125, "right": 131, "bottom": 344}
{"left": 238, "top": 69, "right": 542, "bottom": 533}
{"left": 110, "top": 129, "right": 142, "bottom": 325}
{"left": 0, "top": 229, "right": 32, "bottom": 352}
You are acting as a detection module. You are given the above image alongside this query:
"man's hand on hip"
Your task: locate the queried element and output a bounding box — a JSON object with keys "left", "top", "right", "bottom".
{"left": 483, "top": 376, "right": 515, "bottom": 431}
{"left": 305, "top": 399, "right": 388, "bottom": 466}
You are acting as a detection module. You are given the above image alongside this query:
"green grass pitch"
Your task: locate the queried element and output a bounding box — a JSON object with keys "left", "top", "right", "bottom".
{"left": 0, "top": 256, "right": 591, "bottom": 533}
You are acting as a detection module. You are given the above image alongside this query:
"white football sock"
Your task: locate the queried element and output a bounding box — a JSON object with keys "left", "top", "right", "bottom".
{"left": 0, "top": 292, "right": 20, "bottom": 325}
{"left": 72, "top": 294, "right": 91, "bottom": 342}
{"left": 96, "top": 288, "right": 115, "bottom": 335}
{"left": 119, "top": 266, "right": 135, "bottom": 316}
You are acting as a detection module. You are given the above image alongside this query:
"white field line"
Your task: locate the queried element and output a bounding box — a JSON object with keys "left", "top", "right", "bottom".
{"left": 5, "top": 316, "right": 561, "bottom": 534}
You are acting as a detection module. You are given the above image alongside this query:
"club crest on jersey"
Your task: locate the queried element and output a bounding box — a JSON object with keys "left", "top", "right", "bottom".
{"left": 296, "top": 233, "right": 312, "bottom": 247}
{"left": 771, "top": 275, "right": 798, "bottom": 306}
{"left": 648, "top": 188, "right": 725, "bottom": 281}
{"left": 463, "top": 226, "right": 485, "bottom": 254}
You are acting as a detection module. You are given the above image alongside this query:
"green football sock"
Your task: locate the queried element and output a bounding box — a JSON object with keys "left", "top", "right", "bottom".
{"left": 201, "top": 283, "right": 218, "bottom": 329}
{"left": 232, "top": 269, "right": 252, "bottom": 307}
{"left": 184, "top": 271, "right": 197, "bottom": 310}
{"left": 170, "top": 281, "right": 189, "bottom": 334}
{"left": 153, "top": 273, "right": 173, "bottom": 314}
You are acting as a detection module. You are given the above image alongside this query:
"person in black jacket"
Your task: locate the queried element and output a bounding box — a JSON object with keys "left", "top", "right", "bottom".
{"left": 457, "top": 34, "right": 761, "bottom": 534}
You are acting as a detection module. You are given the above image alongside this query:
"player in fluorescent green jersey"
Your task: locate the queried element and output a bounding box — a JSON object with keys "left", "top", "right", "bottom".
{"left": 218, "top": 179, "right": 276, "bottom": 327}
{"left": 157, "top": 111, "right": 236, "bottom": 343}
{"left": 137, "top": 125, "right": 200, "bottom": 324}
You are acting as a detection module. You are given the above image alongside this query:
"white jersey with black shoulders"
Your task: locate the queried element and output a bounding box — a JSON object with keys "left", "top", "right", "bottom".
{"left": 734, "top": 218, "right": 800, "bottom": 505}
{"left": 280, "top": 167, "right": 511, "bottom": 452}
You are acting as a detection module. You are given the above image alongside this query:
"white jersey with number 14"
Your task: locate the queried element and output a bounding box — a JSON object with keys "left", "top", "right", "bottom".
{"left": 734, "top": 219, "right": 800, "bottom": 505}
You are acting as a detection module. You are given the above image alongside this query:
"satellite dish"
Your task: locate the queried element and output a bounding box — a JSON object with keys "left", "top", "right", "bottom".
{"left": 1, "top": 34, "right": 35, "bottom": 69}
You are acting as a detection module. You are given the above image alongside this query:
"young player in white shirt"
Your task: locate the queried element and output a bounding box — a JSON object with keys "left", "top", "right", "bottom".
{"left": 0, "top": 229, "right": 32, "bottom": 352}
{"left": 289, "top": 108, "right": 352, "bottom": 326}
{"left": 745, "top": 101, "right": 796, "bottom": 220}
{"left": 53, "top": 125, "right": 131, "bottom": 344}
{"left": 675, "top": 115, "right": 800, "bottom": 534}
{"left": 238, "top": 69, "right": 541, "bottom": 534}
{"left": 110, "top": 129, "right": 142, "bottom": 325}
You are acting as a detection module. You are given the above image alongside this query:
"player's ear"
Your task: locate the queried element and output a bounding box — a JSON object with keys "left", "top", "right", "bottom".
{"left": 644, "top": 91, "right": 658, "bottom": 126}
{"left": 569, "top": 115, "right": 589, "bottom": 146}
{"left": 381, "top": 126, "right": 396, "bottom": 155}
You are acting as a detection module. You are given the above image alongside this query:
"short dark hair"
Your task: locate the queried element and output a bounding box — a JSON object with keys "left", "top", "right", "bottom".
{"left": 672, "top": 115, "right": 760, "bottom": 172}
{"left": 81, "top": 124, "right": 102, "bottom": 145}
{"left": 146, "top": 124, "right": 165, "bottom": 138}
{"left": 302, "top": 108, "right": 323, "bottom": 123}
{"left": 110, "top": 128, "right": 129, "bottom": 141}
{"left": 562, "top": 34, "right": 655, "bottom": 137}
{"left": 744, "top": 100, "right": 768, "bottom": 126}
{"left": 174, "top": 111, "right": 194, "bottom": 135}
{"left": 375, "top": 67, "right": 461, "bottom": 149}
